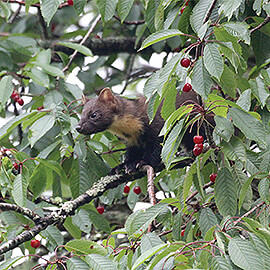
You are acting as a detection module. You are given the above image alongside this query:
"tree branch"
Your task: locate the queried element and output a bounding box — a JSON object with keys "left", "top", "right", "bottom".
{"left": 250, "top": 16, "right": 270, "bottom": 34}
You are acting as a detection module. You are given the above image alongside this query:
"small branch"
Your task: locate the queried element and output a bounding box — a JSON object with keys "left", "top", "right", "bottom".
{"left": 203, "top": 0, "right": 218, "bottom": 24}
{"left": 146, "top": 166, "right": 156, "bottom": 206}
{"left": 0, "top": 203, "right": 41, "bottom": 222}
{"left": 250, "top": 16, "right": 270, "bottom": 34}
{"left": 233, "top": 201, "right": 265, "bottom": 225}
{"left": 62, "top": 14, "right": 101, "bottom": 73}
{"left": 185, "top": 182, "right": 214, "bottom": 203}
{"left": 113, "top": 15, "right": 145, "bottom": 25}
{"left": 37, "top": 7, "right": 49, "bottom": 40}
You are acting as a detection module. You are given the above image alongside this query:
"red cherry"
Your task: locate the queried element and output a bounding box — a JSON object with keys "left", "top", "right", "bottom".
{"left": 13, "top": 93, "right": 20, "bottom": 102}
{"left": 30, "top": 239, "right": 40, "bottom": 249}
{"left": 181, "top": 229, "right": 185, "bottom": 237}
{"left": 37, "top": 106, "right": 44, "bottom": 111}
{"left": 124, "top": 185, "right": 130, "bottom": 194}
{"left": 185, "top": 0, "right": 190, "bottom": 5}
{"left": 13, "top": 162, "right": 19, "bottom": 170}
{"left": 11, "top": 91, "right": 17, "bottom": 99}
{"left": 193, "top": 147, "right": 202, "bottom": 156}
{"left": 210, "top": 173, "right": 217, "bottom": 183}
{"left": 133, "top": 186, "right": 141, "bottom": 195}
{"left": 193, "top": 135, "right": 204, "bottom": 144}
{"left": 183, "top": 83, "right": 192, "bottom": 92}
{"left": 67, "top": 0, "right": 73, "bottom": 5}
{"left": 195, "top": 143, "right": 203, "bottom": 150}
{"left": 96, "top": 206, "right": 104, "bottom": 214}
{"left": 180, "top": 58, "right": 191, "bottom": 68}
{"left": 18, "top": 98, "right": 24, "bottom": 106}
{"left": 180, "top": 6, "right": 186, "bottom": 14}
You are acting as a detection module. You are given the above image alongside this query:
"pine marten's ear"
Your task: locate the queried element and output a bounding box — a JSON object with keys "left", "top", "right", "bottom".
{"left": 81, "top": 94, "right": 89, "bottom": 105}
{"left": 98, "top": 87, "right": 116, "bottom": 104}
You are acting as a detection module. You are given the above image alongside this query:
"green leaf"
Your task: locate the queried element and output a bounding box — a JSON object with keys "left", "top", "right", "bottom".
{"left": 29, "top": 163, "right": 47, "bottom": 199}
{"left": 214, "top": 167, "right": 237, "bottom": 216}
{"left": 190, "top": 0, "right": 215, "bottom": 34}
{"left": 0, "top": 1, "right": 11, "bottom": 21}
{"left": 236, "top": 89, "right": 251, "bottom": 111}
{"left": 0, "top": 256, "right": 24, "bottom": 270}
{"left": 0, "top": 75, "right": 13, "bottom": 105}
{"left": 73, "top": 0, "right": 87, "bottom": 15}
{"left": 66, "top": 257, "right": 90, "bottom": 270}
{"left": 219, "top": 65, "right": 236, "bottom": 98}
{"left": 223, "top": 22, "right": 250, "bottom": 45}
{"left": 27, "top": 67, "right": 50, "bottom": 88}
{"left": 238, "top": 174, "right": 255, "bottom": 210}
{"left": 58, "top": 42, "right": 93, "bottom": 57}
{"left": 139, "top": 29, "right": 183, "bottom": 51}
{"left": 88, "top": 210, "right": 111, "bottom": 233}
{"left": 203, "top": 43, "right": 224, "bottom": 80}
{"left": 28, "top": 115, "right": 55, "bottom": 147}
{"left": 211, "top": 256, "right": 233, "bottom": 270}
{"left": 214, "top": 115, "right": 234, "bottom": 142}
{"left": 36, "top": 63, "right": 65, "bottom": 78}
{"left": 258, "top": 178, "right": 270, "bottom": 204}
{"left": 228, "top": 107, "right": 269, "bottom": 148}
{"left": 85, "top": 254, "right": 117, "bottom": 270}
{"left": 192, "top": 58, "right": 213, "bottom": 100}
{"left": 183, "top": 161, "right": 197, "bottom": 201}
{"left": 40, "top": 0, "right": 61, "bottom": 25}
{"left": 44, "top": 226, "right": 64, "bottom": 250}
{"left": 154, "top": 2, "right": 164, "bottom": 31}
{"left": 72, "top": 209, "right": 92, "bottom": 234}
{"left": 12, "top": 173, "right": 28, "bottom": 207}
{"left": 219, "top": 0, "right": 243, "bottom": 20}
{"left": 220, "top": 136, "right": 246, "bottom": 162}
{"left": 96, "top": 0, "right": 117, "bottom": 23}
{"left": 63, "top": 217, "right": 81, "bottom": 240}
{"left": 228, "top": 237, "right": 264, "bottom": 270}
{"left": 117, "top": 0, "right": 135, "bottom": 23}
{"left": 125, "top": 204, "right": 168, "bottom": 236}
{"left": 199, "top": 208, "right": 218, "bottom": 236}
{"left": 249, "top": 76, "right": 269, "bottom": 106}
{"left": 131, "top": 244, "right": 167, "bottom": 270}
{"left": 65, "top": 239, "right": 107, "bottom": 255}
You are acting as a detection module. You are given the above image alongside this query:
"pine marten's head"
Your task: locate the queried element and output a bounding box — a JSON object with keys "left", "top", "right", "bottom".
{"left": 76, "top": 88, "right": 118, "bottom": 135}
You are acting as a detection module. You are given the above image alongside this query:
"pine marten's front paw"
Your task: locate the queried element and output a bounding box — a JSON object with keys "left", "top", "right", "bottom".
{"left": 109, "top": 161, "right": 141, "bottom": 175}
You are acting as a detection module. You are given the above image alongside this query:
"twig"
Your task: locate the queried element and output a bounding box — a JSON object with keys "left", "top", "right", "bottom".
{"left": 185, "top": 182, "right": 214, "bottom": 203}
{"left": 113, "top": 15, "right": 145, "bottom": 25}
{"left": 233, "top": 201, "right": 265, "bottom": 225}
{"left": 250, "top": 16, "right": 270, "bottom": 34}
{"left": 203, "top": 0, "right": 218, "bottom": 24}
{"left": 0, "top": 203, "right": 41, "bottom": 222}
{"left": 37, "top": 7, "right": 49, "bottom": 40}
{"left": 62, "top": 15, "right": 101, "bottom": 73}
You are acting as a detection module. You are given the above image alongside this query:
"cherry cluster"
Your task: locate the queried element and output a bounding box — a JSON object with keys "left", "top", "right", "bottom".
{"left": 180, "top": 58, "right": 193, "bottom": 93}
{"left": 11, "top": 91, "right": 24, "bottom": 106}
{"left": 193, "top": 135, "right": 204, "bottom": 156}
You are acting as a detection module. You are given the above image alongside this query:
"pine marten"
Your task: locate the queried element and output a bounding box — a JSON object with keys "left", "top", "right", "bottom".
{"left": 76, "top": 87, "right": 211, "bottom": 174}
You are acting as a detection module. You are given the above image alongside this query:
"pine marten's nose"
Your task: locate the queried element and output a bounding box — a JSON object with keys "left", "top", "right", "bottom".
{"left": 76, "top": 125, "right": 82, "bottom": 132}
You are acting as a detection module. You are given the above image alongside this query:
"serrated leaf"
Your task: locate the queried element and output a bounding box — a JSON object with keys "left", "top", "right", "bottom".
{"left": 58, "top": 42, "right": 93, "bottom": 57}
{"left": 88, "top": 210, "right": 110, "bottom": 233}
{"left": 250, "top": 76, "right": 269, "bottom": 106}
{"left": 219, "top": 0, "right": 243, "bottom": 21}
{"left": 72, "top": 209, "right": 92, "bottom": 234}
{"left": 211, "top": 256, "right": 233, "bottom": 270}
{"left": 66, "top": 257, "right": 90, "bottom": 270}
{"left": 73, "top": 0, "right": 87, "bottom": 15}
{"left": 139, "top": 29, "right": 183, "bottom": 51}
{"left": 192, "top": 58, "right": 213, "bottom": 100}
{"left": 12, "top": 173, "right": 28, "bottom": 207}
{"left": 214, "top": 167, "right": 237, "bottom": 216}
{"left": 29, "top": 163, "right": 47, "bottom": 199}
{"left": 190, "top": 0, "right": 215, "bottom": 34}
{"left": 199, "top": 208, "right": 218, "bottom": 236}
{"left": 154, "top": 3, "right": 164, "bottom": 31}
{"left": 28, "top": 67, "right": 50, "bottom": 88}
{"left": 236, "top": 89, "right": 251, "bottom": 111}
{"left": 65, "top": 239, "right": 107, "bottom": 255}
{"left": 40, "top": 0, "right": 61, "bottom": 25}
{"left": 28, "top": 115, "right": 55, "bottom": 147}
{"left": 63, "top": 217, "right": 81, "bottom": 240}
{"left": 125, "top": 204, "right": 168, "bottom": 236}
{"left": 36, "top": 63, "right": 65, "bottom": 78}
{"left": 258, "top": 178, "right": 270, "bottom": 204}
{"left": 183, "top": 161, "right": 197, "bottom": 201}
{"left": 131, "top": 244, "right": 167, "bottom": 270}
{"left": 117, "top": 0, "right": 135, "bottom": 23}
{"left": 228, "top": 107, "right": 269, "bottom": 148}
{"left": 141, "top": 233, "right": 164, "bottom": 254}
{"left": 85, "top": 254, "right": 117, "bottom": 270}
{"left": 0, "top": 75, "right": 13, "bottom": 105}
{"left": 96, "top": 0, "right": 117, "bottom": 23}
{"left": 0, "top": 256, "right": 24, "bottom": 270}
{"left": 203, "top": 43, "right": 224, "bottom": 80}
{"left": 220, "top": 136, "right": 246, "bottom": 162}
{"left": 228, "top": 237, "right": 264, "bottom": 270}
{"left": 214, "top": 115, "right": 234, "bottom": 142}
{"left": 219, "top": 65, "right": 236, "bottom": 98}
{"left": 223, "top": 21, "right": 250, "bottom": 45}
{"left": 44, "top": 226, "right": 64, "bottom": 250}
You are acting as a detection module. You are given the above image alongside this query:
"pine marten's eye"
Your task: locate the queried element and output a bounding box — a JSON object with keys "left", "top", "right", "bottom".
{"left": 90, "top": 112, "right": 97, "bottom": 119}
